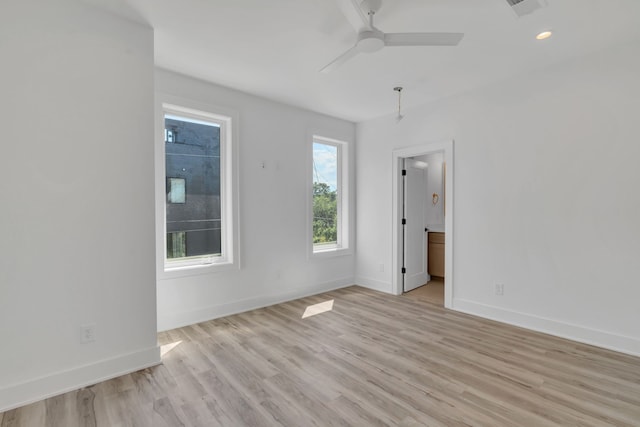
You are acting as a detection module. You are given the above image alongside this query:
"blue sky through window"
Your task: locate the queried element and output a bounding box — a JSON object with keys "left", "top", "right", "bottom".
{"left": 313, "top": 142, "right": 337, "bottom": 191}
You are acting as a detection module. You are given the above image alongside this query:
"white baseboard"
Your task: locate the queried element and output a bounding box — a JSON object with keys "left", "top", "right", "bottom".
{"left": 0, "top": 346, "right": 161, "bottom": 413}
{"left": 158, "top": 277, "right": 355, "bottom": 332}
{"left": 354, "top": 276, "right": 392, "bottom": 294}
{"left": 453, "top": 298, "right": 640, "bottom": 357}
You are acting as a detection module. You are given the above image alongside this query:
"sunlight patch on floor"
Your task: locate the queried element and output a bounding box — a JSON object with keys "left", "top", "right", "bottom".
{"left": 302, "top": 299, "right": 334, "bottom": 319}
{"left": 160, "top": 340, "right": 183, "bottom": 357}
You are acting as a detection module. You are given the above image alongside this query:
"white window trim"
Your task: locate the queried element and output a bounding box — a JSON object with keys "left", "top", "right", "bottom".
{"left": 310, "top": 135, "right": 352, "bottom": 258}
{"left": 155, "top": 94, "right": 240, "bottom": 279}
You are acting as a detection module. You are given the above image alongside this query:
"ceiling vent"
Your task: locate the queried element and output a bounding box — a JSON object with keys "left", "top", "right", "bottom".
{"left": 506, "top": 0, "right": 547, "bottom": 17}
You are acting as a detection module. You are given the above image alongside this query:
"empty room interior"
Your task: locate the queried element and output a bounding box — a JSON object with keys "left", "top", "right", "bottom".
{"left": 2, "top": 0, "right": 640, "bottom": 425}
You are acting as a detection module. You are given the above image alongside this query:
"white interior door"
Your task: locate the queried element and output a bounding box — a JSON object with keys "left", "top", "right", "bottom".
{"left": 403, "top": 159, "right": 428, "bottom": 292}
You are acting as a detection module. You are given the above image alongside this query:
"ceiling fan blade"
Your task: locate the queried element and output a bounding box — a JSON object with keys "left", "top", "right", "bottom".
{"left": 334, "top": 0, "right": 371, "bottom": 31}
{"left": 320, "top": 45, "right": 360, "bottom": 73}
{"left": 384, "top": 32, "right": 464, "bottom": 47}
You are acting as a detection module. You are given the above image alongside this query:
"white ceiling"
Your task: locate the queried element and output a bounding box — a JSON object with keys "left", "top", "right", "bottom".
{"left": 86, "top": 0, "right": 640, "bottom": 122}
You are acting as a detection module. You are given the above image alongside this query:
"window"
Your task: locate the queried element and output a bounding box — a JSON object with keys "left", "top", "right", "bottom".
{"left": 167, "top": 231, "right": 186, "bottom": 259}
{"left": 312, "top": 136, "right": 349, "bottom": 253}
{"left": 161, "top": 104, "right": 234, "bottom": 270}
{"left": 167, "top": 178, "right": 186, "bottom": 204}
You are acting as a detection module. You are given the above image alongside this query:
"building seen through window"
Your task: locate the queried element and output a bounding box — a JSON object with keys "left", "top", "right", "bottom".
{"left": 165, "top": 114, "right": 221, "bottom": 260}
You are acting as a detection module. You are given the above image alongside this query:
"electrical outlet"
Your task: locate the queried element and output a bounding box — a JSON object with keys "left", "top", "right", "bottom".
{"left": 81, "top": 324, "right": 96, "bottom": 344}
{"left": 379, "top": 263, "right": 385, "bottom": 273}
{"left": 495, "top": 283, "right": 505, "bottom": 296}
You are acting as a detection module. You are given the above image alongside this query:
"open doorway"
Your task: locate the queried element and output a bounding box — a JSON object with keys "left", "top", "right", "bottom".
{"left": 405, "top": 152, "right": 446, "bottom": 305}
{"left": 402, "top": 157, "right": 429, "bottom": 293}
{"left": 391, "top": 140, "right": 454, "bottom": 308}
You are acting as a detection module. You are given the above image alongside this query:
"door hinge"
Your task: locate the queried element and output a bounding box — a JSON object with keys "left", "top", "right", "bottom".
{"left": 402, "top": 218, "right": 406, "bottom": 225}
{"left": 401, "top": 267, "right": 406, "bottom": 274}
{"left": 401, "top": 169, "right": 407, "bottom": 176}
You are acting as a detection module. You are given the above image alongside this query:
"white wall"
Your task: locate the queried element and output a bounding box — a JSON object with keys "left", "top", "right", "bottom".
{"left": 415, "top": 152, "right": 445, "bottom": 228}
{"left": 0, "top": 1, "right": 159, "bottom": 411}
{"left": 355, "top": 40, "right": 640, "bottom": 356}
{"left": 155, "top": 69, "right": 356, "bottom": 331}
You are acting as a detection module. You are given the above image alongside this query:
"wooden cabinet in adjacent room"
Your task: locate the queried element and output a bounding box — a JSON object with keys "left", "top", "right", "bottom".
{"left": 428, "top": 232, "right": 445, "bottom": 278}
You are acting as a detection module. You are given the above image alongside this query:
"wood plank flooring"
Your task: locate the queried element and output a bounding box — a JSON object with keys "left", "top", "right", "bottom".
{"left": 405, "top": 279, "right": 444, "bottom": 306}
{"left": 2, "top": 285, "right": 640, "bottom": 426}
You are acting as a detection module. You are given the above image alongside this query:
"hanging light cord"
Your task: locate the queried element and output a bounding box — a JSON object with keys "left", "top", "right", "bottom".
{"left": 394, "top": 86, "right": 403, "bottom": 121}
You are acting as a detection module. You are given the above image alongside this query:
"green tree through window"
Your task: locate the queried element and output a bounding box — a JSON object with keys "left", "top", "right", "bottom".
{"left": 313, "top": 182, "right": 337, "bottom": 243}
{"left": 313, "top": 140, "right": 339, "bottom": 246}
{"left": 312, "top": 137, "right": 348, "bottom": 253}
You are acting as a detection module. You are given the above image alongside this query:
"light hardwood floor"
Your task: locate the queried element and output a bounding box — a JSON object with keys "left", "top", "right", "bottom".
{"left": 2, "top": 286, "right": 640, "bottom": 426}
{"left": 405, "top": 278, "right": 444, "bottom": 306}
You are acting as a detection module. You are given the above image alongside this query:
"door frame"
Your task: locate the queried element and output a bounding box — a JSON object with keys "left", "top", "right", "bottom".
{"left": 391, "top": 140, "right": 454, "bottom": 308}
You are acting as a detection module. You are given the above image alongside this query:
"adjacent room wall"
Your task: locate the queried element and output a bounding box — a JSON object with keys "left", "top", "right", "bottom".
{"left": 0, "top": 1, "right": 159, "bottom": 411}
{"left": 355, "top": 40, "right": 640, "bottom": 356}
{"left": 414, "top": 152, "right": 445, "bottom": 228}
{"left": 155, "top": 69, "right": 356, "bottom": 331}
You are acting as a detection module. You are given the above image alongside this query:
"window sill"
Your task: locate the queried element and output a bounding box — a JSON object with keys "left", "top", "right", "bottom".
{"left": 159, "top": 260, "right": 237, "bottom": 280}
{"left": 311, "top": 246, "right": 353, "bottom": 259}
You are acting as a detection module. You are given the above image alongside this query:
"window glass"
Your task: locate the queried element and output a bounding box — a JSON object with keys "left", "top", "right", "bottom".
{"left": 313, "top": 142, "right": 339, "bottom": 247}
{"left": 165, "top": 114, "right": 221, "bottom": 262}
{"left": 167, "top": 178, "right": 186, "bottom": 204}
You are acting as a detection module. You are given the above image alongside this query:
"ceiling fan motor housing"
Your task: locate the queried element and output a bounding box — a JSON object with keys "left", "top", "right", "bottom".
{"left": 357, "top": 29, "right": 385, "bottom": 53}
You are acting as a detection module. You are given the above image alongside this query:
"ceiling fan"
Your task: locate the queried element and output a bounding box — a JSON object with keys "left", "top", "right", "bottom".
{"left": 321, "top": 0, "right": 464, "bottom": 73}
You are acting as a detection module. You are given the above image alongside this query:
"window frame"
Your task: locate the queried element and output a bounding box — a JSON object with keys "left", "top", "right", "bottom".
{"left": 156, "top": 96, "right": 239, "bottom": 277}
{"left": 310, "top": 135, "right": 351, "bottom": 257}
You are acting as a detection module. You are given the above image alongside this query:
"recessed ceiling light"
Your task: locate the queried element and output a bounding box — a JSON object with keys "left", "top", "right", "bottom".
{"left": 536, "top": 30, "right": 553, "bottom": 40}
